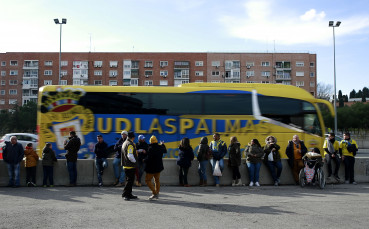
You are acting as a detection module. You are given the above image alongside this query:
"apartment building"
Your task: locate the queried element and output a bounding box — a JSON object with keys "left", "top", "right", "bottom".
{"left": 0, "top": 52, "right": 316, "bottom": 110}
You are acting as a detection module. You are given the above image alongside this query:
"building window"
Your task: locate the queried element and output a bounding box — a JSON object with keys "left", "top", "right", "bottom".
{"left": 110, "top": 61, "right": 118, "bottom": 68}
{"left": 246, "top": 81, "right": 256, "bottom": 83}
{"left": 9, "top": 89, "right": 17, "bottom": 95}
{"left": 1, "top": 80, "right": 5, "bottom": 85}
{"left": 296, "top": 71, "right": 304, "bottom": 77}
{"left": 73, "top": 80, "right": 81, "bottom": 85}
{"left": 160, "top": 80, "right": 168, "bottom": 86}
{"left": 94, "top": 70, "right": 103, "bottom": 76}
{"left": 195, "top": 80, "right": 203, "bottom": 83}
{"left": 45, "top": 61, "right": 53, "bottom": 66}
{"left": 261, "top": 81, "right": 270, "bottom": 84}
{"left": 123, "top": 71, "right": 131, "bottom": 77}
{"left": 94, "top": 61, "right": 103, "bottom": 67}
{"left": 44, "top": 70, "right": 52, "bottom": 76}
{"left": 261, "top": 61, "right": 270, "bottom": 66}
{"left": 60, "top": 70, "right": 68, "bottom": 77}
{"left": 212, "top": 61, "right": 220, "bottom": 67}
{"left": 1, "top": 71, "right": 5, "bottom": 76}
{"left": 1, "top": 61, "right": 5, "bottom": 66}
{"left": 145, "top": 61, "right": 153, "bottom": 68}
{"left": 9, "top": 80, "right": 17, "bottom": 85}
{"left": 233, "top": 71, "right": 240, "bottom": 78}
{"left": 0, "top": 99, "right": 5, "bottom": 104}
{"left": 261, "top": 71, "right": 270, "bottom": 77}
{"left": 310, "top": 82, "right": 315, "bottom": 87}
{"left": 60, "top": 80, "right": 67, "bottom": 85}
{"left": 296, "top": 61, "right": 304, "bottom": 67}
{"left": 145, "top": 70, "right": 153, "bottom": 77}
{"left": 44, "top": 80, "right": 52, "bottom": 85}
{"left": 109, "top": 70, "right": 118, "bottom": 77}
{"left": 296, "top": 81, "right": 304, "bottom": 87}
{"left": 10, "top": 70, "right": 18, "bottom": 76}
{"left": 61, "top": 61, "right": 68, "bottom": 66}
{"left": 109, "top": 80, "right": 117, "bottom": 86}
{"left": 1, "top": 90, "right": 5, "bottom": 95}
{"left": 246, "top": 62, "right": 255, "bottom": 67}
{"left": 159, "top": 61, "right": 168, "bottom": 67}
{"left": 130, "top": 79, "right": 138, "bottom": 86}
{"left": 310, "top": 72, "right": 315, "bottom": 77}
{"left": 9, "top": 99, "right": 17, "bottom": 104}
{"left": 246, "top": 71, "right": 255, "bottom": 77}
{"left": 211, "top": 71, "right": 220, "bottom": 76}
{"left": 160, "top": 70, "right": 168, "bottom": 77}
{"left": 195, "top": 61, "right": 203, "bottom": 66}
{"left": 310, "top": 62, "right": 315, "bottom": 67}
{"left": 131, "top": 61, "right": 139, "bottom": 69}
{"left": 211, "top": 80, "right": 221, "bottom": 83}
{"left": 144, "top": 80, "right": 153, "bottom": 86}
{"left": 195, "top": 71, "right": 203, "bottom": 76}
{"left": 10, "top": 60, "right": 18, "bottom": 66}
{"left": 94, "top": 80, "right": 102, "bottom": 85}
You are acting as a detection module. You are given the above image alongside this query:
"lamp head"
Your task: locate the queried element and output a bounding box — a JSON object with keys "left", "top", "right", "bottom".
{"left": 336, "top": 21, "right": 341, "bottom": 27}
{"left": 62, "top": 18, "right": 67, "bottom": 24}
{"left": 329, "top": 21, "right": 334, "bottom": 27}
{"left": 54, "top": 18, "right": 59, "bottom": 24}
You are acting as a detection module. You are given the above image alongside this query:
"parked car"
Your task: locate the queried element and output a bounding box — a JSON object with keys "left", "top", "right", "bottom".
{"left": 0, "top": 133, "right": 38, "bottom": 159}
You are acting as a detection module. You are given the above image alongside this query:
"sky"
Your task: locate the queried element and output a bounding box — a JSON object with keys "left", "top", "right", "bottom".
{"left": 1, "top": 0, "right": 369, "bottom": 95}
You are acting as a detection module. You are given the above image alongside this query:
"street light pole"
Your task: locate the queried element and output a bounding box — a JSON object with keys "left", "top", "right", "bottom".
{"left": 329, "top": 21, "right": 341, "bottom": 136}
{"left": 54, "top": 18, "right": 67, "bottom": 85}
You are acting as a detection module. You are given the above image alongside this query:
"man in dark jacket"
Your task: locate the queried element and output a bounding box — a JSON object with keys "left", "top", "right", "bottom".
{"left": 94, "top": 135, "right": 108, "bottom": 187}
{"left": 122, "top": 131, "right": 138, "bottom": 201}
{"left": 113, "top": 130, "right": 127, "bottom": 187}
{"left": 3, "top": 136, "right": 24, "bottom": 187}
{"left": 135, "top": 135, "right": 148, "bottom": 187}
{"left": 144, "top": 135, "right": 167, "bottom": 200}
{"left": 285, "top": 135, "right": 307, "bottom": 184}
{"left": 64, "top": 131, "right": 81, "bottom": 186}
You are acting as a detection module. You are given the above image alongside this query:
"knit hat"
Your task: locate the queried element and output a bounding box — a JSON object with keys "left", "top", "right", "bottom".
{"left": 128, "top": 131, "right": 135, "bottom": 139}
{"left": 121, "top": 130, "right": 128, "bottom": 135}
{"left": 150, "top": 135, "right": 158, "bottom": 144}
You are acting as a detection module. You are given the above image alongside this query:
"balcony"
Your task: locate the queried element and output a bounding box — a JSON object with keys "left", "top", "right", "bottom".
{"left": 276, "top": 73, "right": 291, "bottom": 80}
{"left": 275, "top": 62, "right": 291, "bottom": 70}
{"left": 23, "top": 61, "right": 39, "bottom": 69}
{"left": 23, "top": 74, "right": 38, "bottom": 78}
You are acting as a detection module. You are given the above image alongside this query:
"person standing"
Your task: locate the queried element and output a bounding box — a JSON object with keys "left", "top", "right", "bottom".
{"left": 64, "top": 131, "right": 81, "bottom": 187}
{"left": 42, "top": 143, "right": 57, "bottom": 187}
{"left": 24, "top": 143, "right": 39, "bottom": 187}
{"left": 197, "top": 137, "right": 210, "bottom": 186}
{"left": 94, "top": 135, "right": 108, "bottom": 187}
{"left": 339, "top": 132, "right": 358, "bottom": 184}
{"left": 323, "top": 132, "right": 341, "bottom": 180}
{"left": 144, "top": 135, "right": 167, "bottom": 200}
{"left": 3, "top": 136, "right": 24, "bottom": 187}
{"left": 245, "top": 139, "right": 264, "bottom": 186}
{"left": 209, "top": 133, "right": 227, "bottom": 187}
{"left": 263, "top": 136, "right": 282, "bottom": 186}
{"left": 135, "top": 135, "right": 148, "bottom": 187}
{"left": 177, "top": 137, "right": 194, "bottom": 187}
{"left": 285, "top": 135, "right": 307, "bottom": 184}
{"left": 228, "top": 136, "right": 242, "bottom": 186}
{"left": 113, "top": 130, "right": 127, "bottom": 187}
{"left": 121, "top": 131, "right": 138, "bottom": 201}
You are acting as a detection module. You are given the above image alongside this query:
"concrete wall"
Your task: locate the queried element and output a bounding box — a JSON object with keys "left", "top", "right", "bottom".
{"left": 1, "top": 158, "right": 369, "bottom": 186}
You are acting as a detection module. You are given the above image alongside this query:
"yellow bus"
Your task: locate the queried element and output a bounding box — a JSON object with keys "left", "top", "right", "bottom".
{"left": 37, "top": 83, "right": 334, "bottom": 159}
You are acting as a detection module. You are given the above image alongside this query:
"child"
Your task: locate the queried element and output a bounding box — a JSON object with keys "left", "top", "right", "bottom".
{"left": 42, "top": 143, "right": 57, "bottom": 187}
{"left": 176, "top": 137, "right": 194, "bottom": 187}
{"left": 24, "top": 143, "right": 39, "bottom": 187}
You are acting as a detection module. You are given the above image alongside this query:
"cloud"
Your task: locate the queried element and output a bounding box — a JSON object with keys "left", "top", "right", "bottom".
{"left": 219, "top": 0, "right": 369, "bottom": 46}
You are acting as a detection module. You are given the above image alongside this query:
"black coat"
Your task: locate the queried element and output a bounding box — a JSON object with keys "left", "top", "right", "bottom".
{"left": 3, "top": 142, "right": 24, "bottom": 164}
{"left": 144, "top": 143, "right": 167, "bottom": 174}
{"left": 94, "top": 141, "right": 108, "bottom": 159}
{"left": 64, "top": 136, "right": 81, "bottom": 162}
{"left": 285, "top": 140, "right": 307, "bottom": 168}
{"left": 228, "top": 142, "right": 241, "bottom": 166}
{"left": 136, "top": 141, "right": 149, "bottom": 162}
{"left": 177, "top": 146, "right": 194, "bottom": 168}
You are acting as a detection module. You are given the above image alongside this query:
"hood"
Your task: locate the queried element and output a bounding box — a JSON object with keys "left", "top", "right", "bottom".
{"left": 265, "top": 135, "right": 277, "bottom": 144}
{"left": 200, "top": 137, "right": 208, "bottom": 145}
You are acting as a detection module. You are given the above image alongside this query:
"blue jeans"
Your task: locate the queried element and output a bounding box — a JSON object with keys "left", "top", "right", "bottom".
{"left": 67, "top": 162, "right": 77, "bottom": 185}
{"left": 137, "top": 160, "right": 146, "bottom": 184}
{"left": 7, "top": 163, "right": 20, "bottom": 186}
{"left": 95, "top": 158, "right": 108, "bottom": 184}
{"left": 210, "top": 159, "right": 224, "bottom": 185}
{"left": 247, "top": 162, "right": 262, "bottom": 183}
{"left": 266, "top": 161, "right": 283, "bottom": 182}
{"left": 43, "top": 166, "right": 54, "bottom": 186}
{"left": 113, "top": 157, "right": 125, "bottom": 183}
{"left": 198, "top": 160, "right": 208, "bottom": 181}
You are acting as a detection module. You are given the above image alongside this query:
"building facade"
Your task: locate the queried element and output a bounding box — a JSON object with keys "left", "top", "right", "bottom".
{"left": 0, "top": 52, "right": 317, "bottom": 110}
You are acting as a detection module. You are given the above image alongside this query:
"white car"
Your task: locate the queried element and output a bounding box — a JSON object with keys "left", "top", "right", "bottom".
{"left": 0, "top": 133, "right": 38, "bottom": 158}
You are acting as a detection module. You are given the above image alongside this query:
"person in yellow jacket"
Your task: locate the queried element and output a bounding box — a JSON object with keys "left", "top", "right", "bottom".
{"left": 323, "top": 133, "right": 340, "bottom": 180}
{"left": 339, "top": 132, "right": 358, "bottom": 185}
{"left": 121, "top": 131, "right": 138, "bottom": 201}
{"left": 24, "top": 143, "right": 39, "bottom": 187}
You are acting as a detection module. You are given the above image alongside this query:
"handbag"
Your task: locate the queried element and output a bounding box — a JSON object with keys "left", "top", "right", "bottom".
{"left": 213, "top": 160, "right": 222, "bottom": 176}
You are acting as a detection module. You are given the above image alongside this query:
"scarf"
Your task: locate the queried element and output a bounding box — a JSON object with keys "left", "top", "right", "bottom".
{"left": 327, "top": 138, "right": 335, "bottom": 154}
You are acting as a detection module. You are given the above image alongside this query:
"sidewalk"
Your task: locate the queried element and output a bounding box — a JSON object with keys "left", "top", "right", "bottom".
{"left": 0, "top": 184, "right": 368, "bottom": 228}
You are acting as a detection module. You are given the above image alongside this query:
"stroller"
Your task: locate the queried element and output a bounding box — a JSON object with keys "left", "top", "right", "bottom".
{"left": 299, "top": 151, "right": 325, "bottom": 189}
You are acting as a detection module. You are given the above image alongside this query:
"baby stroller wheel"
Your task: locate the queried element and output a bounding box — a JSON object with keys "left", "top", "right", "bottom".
{"left": 299, "top": 168, "right": 306, "bottom": 187}
{"left": 317, "top": 168, "right": 325, "bottom": 189}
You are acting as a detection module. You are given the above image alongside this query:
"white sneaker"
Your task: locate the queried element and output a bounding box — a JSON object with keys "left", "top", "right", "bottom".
{"left": 255, "top": 182, "right": 260, "bottom": 187}
{"left": 249, "top": 181, "right": 254, "bottom": 187}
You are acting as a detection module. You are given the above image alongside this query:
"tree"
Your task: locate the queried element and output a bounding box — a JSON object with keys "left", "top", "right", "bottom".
{"left": 338, "top": 90, "right": 344, "bottom": 107}
{"left": 343, "top": 95, "right": 348, "bottom": 102}
{"left": 316, "top": 82, "right": 333, "bottom": 100}
{"left": 363, "top": 87, "right": 369, "bottom": 98}
{"left": 349, "top": 89, "right": 356, "bottom": 99}
{"left": 0, "top": 101, "right": 37, "bottom": 134}
{"left": 356, "top": 90, "right": 363, "bottom": 99}
{"left": 363, "top": 95, "right": 367, "bottom": 102}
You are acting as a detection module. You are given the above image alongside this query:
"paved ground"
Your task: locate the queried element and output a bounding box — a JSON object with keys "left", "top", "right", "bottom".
{"left": 0, "top": 183, "right": 369, "bottom": 229}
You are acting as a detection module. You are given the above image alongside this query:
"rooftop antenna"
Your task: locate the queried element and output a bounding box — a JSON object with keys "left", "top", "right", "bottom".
{"left": 89, "top": 33, "right": 92, "bottom": 52}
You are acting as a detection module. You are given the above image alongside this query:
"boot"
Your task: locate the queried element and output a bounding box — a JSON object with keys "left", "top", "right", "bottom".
{"left": 199, "top": 179, "right": 204, "bottom": 186}
{"left": 232, "top": 180, "right": 236, "bottom": 186}
{"left": 203, "top": 180, "right": 207, "bottom": 186}
{"left": 236, "top": 179, "right": 242, "bottom": 186}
